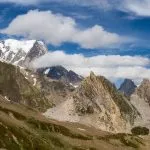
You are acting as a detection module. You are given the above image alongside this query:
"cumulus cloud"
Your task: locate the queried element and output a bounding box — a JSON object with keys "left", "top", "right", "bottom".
{"left": 1, "top": 10, "right": 129, "bottom": 49}
{"left": 31, "top": 50, "right": 150, "bottom": 82}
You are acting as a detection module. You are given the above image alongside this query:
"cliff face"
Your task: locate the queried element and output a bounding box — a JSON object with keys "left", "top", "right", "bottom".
{"left": 44, "top": 72, "right": 139, "bottom": 133}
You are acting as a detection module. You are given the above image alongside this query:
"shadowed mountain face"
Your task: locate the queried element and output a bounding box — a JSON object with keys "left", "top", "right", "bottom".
{"left": 37, "top": 65, "right": 83, "bottom": 85}
{"left": 119, "top": 79, "right": 137, "bottom": 97}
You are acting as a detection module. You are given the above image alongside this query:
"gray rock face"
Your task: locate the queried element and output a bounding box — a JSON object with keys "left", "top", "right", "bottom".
{"left": 44, "top": 72, "right": 139, "bottom": 133}
{"left": 119, "top": 79, "right": 137, "bottom": 97}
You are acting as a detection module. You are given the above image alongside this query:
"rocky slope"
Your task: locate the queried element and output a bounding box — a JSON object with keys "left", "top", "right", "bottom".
{"left": 0, "top": 39, "right": 48, "bottom": 67}
{"left": 131, "top": 79, "right": 150, "bottom": 128}
{"left": 119, "top": 79, "right": 137, "bottom": 97}
{"left": 37, "top": 65, "right": 83, "bottom": 85}
{"left": 44, "top": 72, "right": 140, "bottom": 133}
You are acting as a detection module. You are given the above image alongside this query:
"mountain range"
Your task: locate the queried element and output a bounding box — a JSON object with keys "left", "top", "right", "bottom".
{"left": 0, "top": 39, "right": 150, "bottom": 149}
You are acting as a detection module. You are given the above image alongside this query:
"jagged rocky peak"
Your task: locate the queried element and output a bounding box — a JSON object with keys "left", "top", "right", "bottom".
{"left": 119, "top": 79, "right": 137, "bottom": 97}
{"left": 23, "top": 40, "right": 48, "bottom": 68}
{"left": 0, "top": 39, "right": 48, "bottom": 67}
{"left": 44, "top": 72, "right": 139, "bottom": 133}
{"left": 37, "top": 65, "right": 83, "bottom": 85}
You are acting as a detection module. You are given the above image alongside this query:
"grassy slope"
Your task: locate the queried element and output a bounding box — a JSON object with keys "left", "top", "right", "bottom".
{"left": 0, "top": 96, "right": 149, "bottom": 150}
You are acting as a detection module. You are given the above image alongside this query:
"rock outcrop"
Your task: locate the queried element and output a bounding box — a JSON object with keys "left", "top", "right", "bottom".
{"left": 44, "top": 72, "right": 139, "bottom": 133}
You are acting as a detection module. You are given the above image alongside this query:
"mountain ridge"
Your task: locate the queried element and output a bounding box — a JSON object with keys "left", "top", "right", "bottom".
{"left": 44, "top": 72, "right": 140, "bottom": 133}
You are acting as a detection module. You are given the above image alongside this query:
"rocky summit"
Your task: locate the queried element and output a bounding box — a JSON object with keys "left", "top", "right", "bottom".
{"left": 119, "top": 79, "right": 137, "bottom": 97}
{"left": 37, "top": 65, "right": 83, "bottom": 85}
{"left": 0, "top": 39, "right": 48, "bottom": 67}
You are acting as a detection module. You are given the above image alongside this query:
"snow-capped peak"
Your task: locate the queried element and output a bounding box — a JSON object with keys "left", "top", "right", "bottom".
{"left": 4, "top": 39, "right": 36, "bottom": 53}
{"left": 0, "top": 39, "right": 48, "bottom": 67}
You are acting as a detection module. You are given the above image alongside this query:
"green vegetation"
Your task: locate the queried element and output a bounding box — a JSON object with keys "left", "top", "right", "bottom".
{"left": 131, "top": 126, "right": 149, "bottom": 135}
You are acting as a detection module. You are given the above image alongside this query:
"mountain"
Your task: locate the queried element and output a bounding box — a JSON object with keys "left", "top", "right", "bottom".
{"left": 119, "top": 79, "right": 137, "bottom": 97}
{"left": 0, "top": 39, "right": 48, "bottom": 67}
{"left": 0, "top": 39, "right": 82, "bottom": 85}
{"left": 37, "top": 65, "right": 83, "bottom": 85}
{"left": 0, "top": 61, "right": 148, "bottom": 149}
{"left": 44, "top": 72, "right": 139, "bottom": 133}
{"left": 0, "top": 61, "right": 76, "bottom": 111}
{"left": 131, "top": 79, "right": 150, "bottom": 128}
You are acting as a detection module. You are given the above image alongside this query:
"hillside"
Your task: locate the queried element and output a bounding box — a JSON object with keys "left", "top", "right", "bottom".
{"left": 0, "top": 95, "right": 149, "bottom": 150}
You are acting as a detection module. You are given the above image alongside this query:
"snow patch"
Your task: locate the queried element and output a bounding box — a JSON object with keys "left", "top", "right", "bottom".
{"left": 25, "top": 77, "right": 28, "bottom": 80}
{"left": 4, "top": 96, "right": 10, "bottom": 102}
{"left": 4, "top": 39, "right": 36, "bottom": 53}
{"left": 77, "top": 128, "right": 86, "bottom": 131}
{"left": 33, "top": 78, "right": 37, "bottom": 86}
{"left": 44, "top": 68, "right": 50, "bottom": 75}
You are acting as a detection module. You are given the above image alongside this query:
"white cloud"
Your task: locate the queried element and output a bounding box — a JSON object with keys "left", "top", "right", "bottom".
{"left": 122, "top": 0, "right": 150, "bottom": 17}
{"left": 31, "top": 50, "right": 150, "bottom": 82}
{"left": 73, "top": 25, "right": 120, "bottom": 49}
{"left": 1, "top": 10, "right": 129, "bottom": 49}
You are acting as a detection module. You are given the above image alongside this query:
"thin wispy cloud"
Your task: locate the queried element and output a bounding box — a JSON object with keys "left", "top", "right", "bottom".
{"left": 122, "top": 0, "right": 150, "bottom": 17}
{"left": 1, "top": 0, "right": 150, "bottom": 17}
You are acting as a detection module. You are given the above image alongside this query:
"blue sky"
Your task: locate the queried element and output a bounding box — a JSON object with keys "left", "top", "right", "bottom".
{"left": 0, "top": 0, "right": 150, "bottom": 56}
{"left": 0, "top": 0, "right": 150, "bottom": 84}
